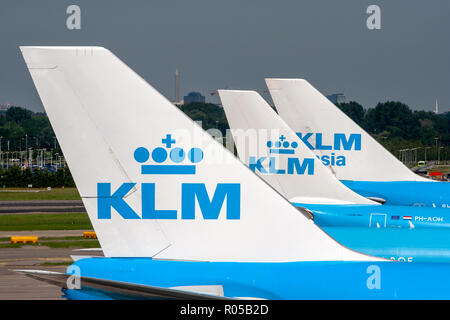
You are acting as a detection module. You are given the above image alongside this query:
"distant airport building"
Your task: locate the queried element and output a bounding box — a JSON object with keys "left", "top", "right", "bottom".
{"left": 184, "top": 92, "right": 205, "bottom": 104}
{"left": 0, "top": 105, "right": 11, "bottom": 112}
{"left": 326, "top": 93, "right": 346, "bottom": 104}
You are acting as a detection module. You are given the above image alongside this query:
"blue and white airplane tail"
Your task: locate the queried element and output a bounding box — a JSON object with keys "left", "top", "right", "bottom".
{"left": 22, "top": 47, "right": 450, "bottom": 300}
{"left": 265, "top": 79, "right": 428, "bottom": 182}
{"left": 218, "top": 90, "right": 450, "bottom": 237}
{"left": 20, "top": 47, "right": 376, "bottom": 263}
{"left": 218, "top": 90, "right": 376, "bottom": 206}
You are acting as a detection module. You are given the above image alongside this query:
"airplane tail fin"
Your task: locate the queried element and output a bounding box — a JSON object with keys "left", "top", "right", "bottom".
{"left": 218, "top": 90, "right": 375, "bottom": 205}
{"left": 21, "top": 46, "right": 377, "bottom": 262}
{"left": 265, "top": 79, "right": 427, "bottom": 182}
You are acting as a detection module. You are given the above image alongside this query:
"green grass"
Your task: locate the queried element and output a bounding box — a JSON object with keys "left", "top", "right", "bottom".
{"left": 40, "top": 236, "right": 85, "bottom": 241}
{"left": 0, "top": 187, "right": 81, "bottom": 201}
{"left": 0, "top": 239, "right": 99, "bottom": 249}
{"left": 0, "top": 243, "right": 24, "bottom": 248}
{"left": 0, "top": 213, "right": 92, "bottom": 231}
{"left": 40, "top": 240, "right": 100, "bottom": 248}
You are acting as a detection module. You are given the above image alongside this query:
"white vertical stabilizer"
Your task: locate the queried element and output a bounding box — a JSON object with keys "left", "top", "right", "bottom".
{"left": 219, "top": 90, "right": 376, "bottom": 205}
{"left": 21, "top": 46, "right": 380, "bottom": 262}
{"left": 266, "top": 79, "right": 428, "bottom": 182}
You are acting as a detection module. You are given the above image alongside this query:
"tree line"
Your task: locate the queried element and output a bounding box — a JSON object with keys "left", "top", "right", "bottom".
{"left": 337, "top": 101, "right": 449, "bottom": 160}
{"left": 0, "top": 101, "right": 447, "bottom": 188}
{"left": 0, "top": 166, "right": 75, "bottom": 188}
{"left": 179, "top": 101, "right": 449, "bottom": 162}
{"left": 0, "top": 106, "right": 57, "bottom": 151}
{"left": 7, "top": 101, "right": 445, "bottom": 157}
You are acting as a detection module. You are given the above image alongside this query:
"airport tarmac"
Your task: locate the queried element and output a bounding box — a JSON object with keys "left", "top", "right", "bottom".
{"left": 0, "top": 198, "right": 94, "bottom": 300}
{"left": 0, "top": 200, "right": 86, "bottom": 214}
{"left": 0, "top": 245, "right": 103, "bottom": 300}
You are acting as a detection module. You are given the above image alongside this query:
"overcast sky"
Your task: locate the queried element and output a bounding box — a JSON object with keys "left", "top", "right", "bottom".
{"left": 0, "top": 0, "right": 449, "bottom": 112}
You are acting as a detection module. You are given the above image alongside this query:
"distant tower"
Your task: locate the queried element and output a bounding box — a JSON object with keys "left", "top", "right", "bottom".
{"left": 435, "top": 99, "right": 439, "bottom": 114}
{"left": 175, "top": 69, "right": 180, "bottom": 103}
{"left": 326, "top": 93, "right": 346, "bottom": 104}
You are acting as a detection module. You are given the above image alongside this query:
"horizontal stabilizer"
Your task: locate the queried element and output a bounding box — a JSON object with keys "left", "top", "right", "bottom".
{"left": 13, "top": 269, "right": 228, "bottom": 300}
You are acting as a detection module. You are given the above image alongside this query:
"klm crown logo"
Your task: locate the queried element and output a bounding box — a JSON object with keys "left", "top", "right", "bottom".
{"left": 267, "top": 135, "right": 298, "bottom": 155}
{"left": 249, "top": 135, "right": 315, "bottom": 175}
{"left": 134, "top": 134, "right": 204, "bottom": 175}
{"left": 97, "top": 133, "right": 241, "bottom": 220}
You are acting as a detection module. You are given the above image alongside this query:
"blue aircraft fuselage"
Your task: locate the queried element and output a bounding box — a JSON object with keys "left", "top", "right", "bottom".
{"left": 300, "top": 203, "right": 450, "bottom": 229}
{"left": 291, "top": 203, "right": 450, "bottom": 263}
{"left": 322, "top": 227, "right": 450, "bottom": 263}
{"left": 341, "top": 180, "right": 450, "bottom": 209}
{"left": 63, "top": 258, "right": 450, "bottom": 300}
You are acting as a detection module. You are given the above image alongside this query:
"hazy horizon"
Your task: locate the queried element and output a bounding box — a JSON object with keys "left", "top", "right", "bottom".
{"left": 0, "top": 0, "right": 449, "bottom": 113}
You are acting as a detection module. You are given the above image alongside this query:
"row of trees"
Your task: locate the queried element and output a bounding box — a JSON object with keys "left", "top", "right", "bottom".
{"left": 179, "top": 102, "right": 230, "bottom": 135}
{"left": 181, "top": 101, "right": 449, "bottom": 162}
{"left": 1, "top": 100, "right": 448, "bottom": 178}
{"left": 0, "top": 106, "right": 57, "bottom": 151}
{"left": 337, "top": 101, "right": 449, "bottom": 160}
{"left": 337, "top": 101, "right": 449, "bottom": 142}
{"left": 180, "top": 101, "right": 449, "bottom": 146}
{"left": 0, "top": 166, "right": 74, "bottom": 188}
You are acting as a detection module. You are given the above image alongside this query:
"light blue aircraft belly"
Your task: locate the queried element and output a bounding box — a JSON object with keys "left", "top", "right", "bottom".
{"left": 63, "top": 258, "right": 450, "bottom": 300}
{"left": 341, "top": 180, "right": 450, "bottom": 209}
{"left": 290, "top": 203, "right": 450, "bottom": 263}
{"left": 297, "top": 203, "right": 450, "bottom": 229}
{"left": 322, "top": 227, "right": 450, "bottom": 263}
